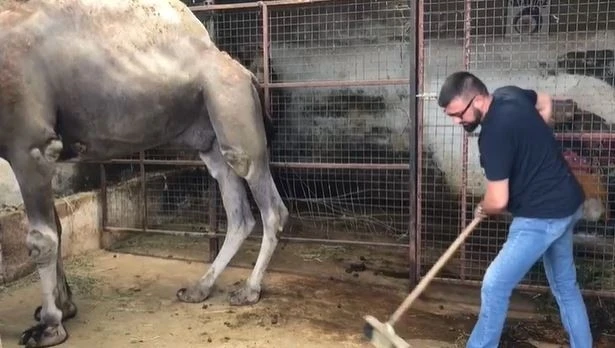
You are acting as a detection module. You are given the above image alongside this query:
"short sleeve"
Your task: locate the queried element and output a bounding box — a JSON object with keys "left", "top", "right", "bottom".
{"left": 521, "top": 89, "right": 537, "bottom": 106}
{"left": 479, "top": 117, "right": 515, "bottom": 181}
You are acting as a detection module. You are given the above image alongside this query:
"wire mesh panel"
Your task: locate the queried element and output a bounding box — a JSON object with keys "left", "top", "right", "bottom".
{"left": 419, "top": 0, "right": 615, "bottom": 296}
{"left": 273, "top": 167, "right": 411, "bottom": 244}
{"left": 144, "top": 165, "right": 218, "bottom": 232}
{"left": 266, "top": 0, "right": 411, "bottom": 84}
{"left": 269, "top": 86, "right": 411, "bottom": 165}
{"left": 263, "top": 0, "right": 413, "bottom": 248}
{"left": 98, "top": 0, "right": 416, "bottom": 277}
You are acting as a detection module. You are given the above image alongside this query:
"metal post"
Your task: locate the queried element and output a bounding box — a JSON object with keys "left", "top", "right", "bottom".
{"left": 415, "top": 0, "right": 425, "bottom": 286}
{"left": 140, "top": 151, "right": 148, "bottom": 232}
{"left": 259, "top": 1, "right": 270, "bottom": 111}
{"left": 208, "top": 177, "right": 219, "bottom": 262}
{"left": 459, "top": 0, "right": 472, "bottom": 281}
{"left": 100, "top": 163, "right": 107, "bottom": 230}
{"left": 407, "top": 0, "right": 419, "bottom": 288}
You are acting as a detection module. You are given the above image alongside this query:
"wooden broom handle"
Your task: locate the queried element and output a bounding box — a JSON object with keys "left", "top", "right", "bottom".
{"left": 388, "top": 216, "right": 483, "bottom": 325}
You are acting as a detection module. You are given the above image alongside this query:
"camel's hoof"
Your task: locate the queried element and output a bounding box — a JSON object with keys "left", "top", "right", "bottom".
{"left": 230, "top": 285, "right": 261, "bottom": 306}
{"left": 176, "top": 286, "right": 211, "bottom": 303}
{"left": 34, "top": 301, "right": 77, "bottom": 322}
{"left": 19, "top": 323, "right": 68, "bottom": 348}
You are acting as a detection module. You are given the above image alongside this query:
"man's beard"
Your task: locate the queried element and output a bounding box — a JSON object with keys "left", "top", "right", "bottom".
{"left": 462, "top": 109, "right": 482, "bottom": 132}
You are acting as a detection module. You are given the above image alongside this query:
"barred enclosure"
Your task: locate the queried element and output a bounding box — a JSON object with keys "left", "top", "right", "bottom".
{"left": 99, "top": 0, "right": 416, "bottom": 281}
{"left": 420, "top": 0, "right": 615, "bottom": 296}
{"left": 94, "top": 0, "right": 615, "bottom": 297}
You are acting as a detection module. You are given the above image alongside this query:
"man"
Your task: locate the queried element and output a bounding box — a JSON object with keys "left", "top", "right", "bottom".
{"left": 437, "top": 71, "right": 592, "bottom": 348}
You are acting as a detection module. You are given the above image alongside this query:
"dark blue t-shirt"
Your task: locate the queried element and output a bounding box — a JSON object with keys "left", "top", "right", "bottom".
{"left": 478, "top": 86, "right": 584, "bottom": 218}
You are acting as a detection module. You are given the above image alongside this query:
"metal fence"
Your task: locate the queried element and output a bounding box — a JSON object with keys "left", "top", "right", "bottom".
{"left": 99, "top": 0, "right": 416, "bottom": 266}
{"left": 419, "top": 0, "right": 615, "bottom": 296}
{"left": 94, "top": 0, "right": 615, "bottom": 297}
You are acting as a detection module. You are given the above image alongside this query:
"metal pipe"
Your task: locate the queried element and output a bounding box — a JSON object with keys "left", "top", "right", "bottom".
{"left": 407, "top": 0, "right": 419, "bottom": 288}
{"left": 415, "top": 0, "right": 425, "bottom": 287}
{"left": 59, "top": 159, "right": 412, "bottom": 170}
{"left": 140, "top": 151, "right": 148, "bottom": 233}
{"left": 459, "top": 0, "right": 473, "bottom": 281}
{"left": 270, "top": 162, "right": 410, "bottom": 170}
{"left": 207, "top": 177, "right": 219, "bottom": 262}
{"left": 555, "top": 132, "right": 615, "bottom": 141}
{"left": 267, "top": 79, "right": 411, "bottom": 89}
{"left": 104, "top": 226, "right": 409, "bottom": 248}
{"left": 189, "top": 0, "right": 335, "bottom": 12}
{"left": 100, "top": 164, "right": 107, "bottom": 229}
{"left": 259, "top": 1, "right": 270, "bottom": 110}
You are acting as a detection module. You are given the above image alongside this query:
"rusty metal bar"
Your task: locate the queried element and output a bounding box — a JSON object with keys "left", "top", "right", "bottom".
{"left": 100, "top": 163, "right": 107, "bottom": 229}
{"left": 407, "top": 0, "right": 419, "bottom": 288}
{"left": 207, "top": 177, "right": 219, "bottom": 262}
{"left": 266, "top": 79, "right": 411, "bottom": 89}
{"left": 106, "top": 226, "right": 217, "bottom": 238}
{"left": 189, "top": 0, "right": 335, "bottom": 12}
{"left": 83, "top": 159, "right": 203, "bottom": 165}
{"left": 415, "top": 0, "right": 425, "bottom": 288}
{"left": 260, "top": 2, "right": 270, "bottom": 111}
{"left": 104, "top": 226, "right": 409, "bottom": 248}
{"left": 65, "top": 159, "right": 411, "bottom": 170}
{"left": 555, "top": 132, "right": 615, "bottom": 141}
{"left": 270, "top": 162, "right": 410, "bottom": 170}
{"left": 459, "top": 0, "right": 472, "bottom": 281}
{"left": 140, "top": 151, "right": 147, "bottom": 233}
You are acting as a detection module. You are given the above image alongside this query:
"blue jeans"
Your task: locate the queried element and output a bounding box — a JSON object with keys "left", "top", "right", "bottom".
{"left": 466, "top": 205, "right": 592, "bottom": 348}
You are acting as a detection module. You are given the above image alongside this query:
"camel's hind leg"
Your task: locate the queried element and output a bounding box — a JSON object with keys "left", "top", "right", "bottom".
{"left": 228, "top": 147, "right": 288, "bottom": 305}
{"left": 176, "top": 51, "right": 288, "bottom": 305}
{"left": 204, "top": 51, "right": 288, "bottom": 305}
{"left": 176, "top": 141, "right": 257, "bottom": 303}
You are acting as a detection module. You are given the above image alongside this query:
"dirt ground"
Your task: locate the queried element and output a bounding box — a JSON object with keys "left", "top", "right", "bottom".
{"left": 0, "top": 250, "right": 468, "bottom": 348}
{"left": 0, "top": 234, "right": 613, "bottom": 348}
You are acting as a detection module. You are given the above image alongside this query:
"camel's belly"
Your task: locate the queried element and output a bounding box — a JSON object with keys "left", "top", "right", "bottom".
{"left": 46, "top": 39, "right": 208, "bottom": 159}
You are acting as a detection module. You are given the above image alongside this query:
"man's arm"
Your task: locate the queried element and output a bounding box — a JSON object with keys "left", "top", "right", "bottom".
{"left": 535, "top": 92, "right": 553, "bottom": 126}
{"left": 481, "top": 179, "right": 509, "bottom": 215}
{"left": 522, "top": 89, "right": 553, "bottom": 126}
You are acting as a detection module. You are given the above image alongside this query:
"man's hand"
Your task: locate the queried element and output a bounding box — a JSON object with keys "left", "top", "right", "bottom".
{"left": 474, "top": 203, "right": 489, "bottom": 220}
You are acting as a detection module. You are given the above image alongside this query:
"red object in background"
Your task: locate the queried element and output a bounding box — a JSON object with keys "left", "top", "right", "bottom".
{"left": 563, "top": 149, "right": 594, "bottom": 174}
{"left": 563, "top": 149, "right": 609, "bottom": 221}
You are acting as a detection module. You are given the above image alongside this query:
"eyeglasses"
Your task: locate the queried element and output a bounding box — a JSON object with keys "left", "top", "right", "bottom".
{"left": 450, "top": 95, "right": 476, "bottom": 118}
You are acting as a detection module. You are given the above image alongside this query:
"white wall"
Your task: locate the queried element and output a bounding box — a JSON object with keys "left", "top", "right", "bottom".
{"left": 266, "top": 29, "right": 615, "bottom": 221}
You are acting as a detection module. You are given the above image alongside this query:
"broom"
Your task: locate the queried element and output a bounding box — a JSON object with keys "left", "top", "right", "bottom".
{"left": 363, "top": 216, "right": 484, "bottom": 348}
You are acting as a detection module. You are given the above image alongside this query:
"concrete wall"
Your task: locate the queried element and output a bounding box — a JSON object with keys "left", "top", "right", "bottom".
{"left": 0, "top": 175, "right": 147, "bottom": 284}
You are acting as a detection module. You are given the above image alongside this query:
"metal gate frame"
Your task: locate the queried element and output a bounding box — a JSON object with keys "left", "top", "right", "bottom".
{"left": 415, "top": 0, "right": 615, "bottom": 298}
{"left": 92, "top": 0, "right": 420, "bottom": 282}
{"left": 88, "top": 0, "right": 615, "bottom": 298}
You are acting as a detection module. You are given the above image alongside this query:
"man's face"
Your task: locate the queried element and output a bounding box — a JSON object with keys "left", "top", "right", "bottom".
{"left": 444, "top": 95, "right": 483, "bottom": 132}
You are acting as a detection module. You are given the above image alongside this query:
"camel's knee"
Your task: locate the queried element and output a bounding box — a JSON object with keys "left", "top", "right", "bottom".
{"left": 220, "top": 146, "right": 252, "bottom": 178}
{"left": 26, "top": 227, "right": 58, "bottom": 265}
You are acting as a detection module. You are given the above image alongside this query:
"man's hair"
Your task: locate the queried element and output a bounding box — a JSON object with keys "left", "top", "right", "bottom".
{"left": 437, "top": 71, "right": 489, "bottom": 108}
